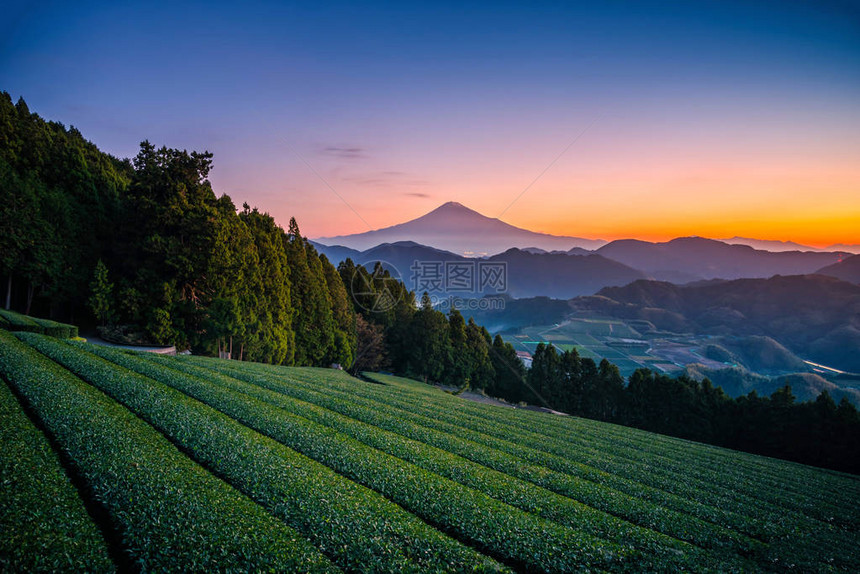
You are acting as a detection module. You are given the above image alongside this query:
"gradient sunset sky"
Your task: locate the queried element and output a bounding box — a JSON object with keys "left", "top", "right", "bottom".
{"left": 3, "top": 1, "right": 859, "bottom": 246}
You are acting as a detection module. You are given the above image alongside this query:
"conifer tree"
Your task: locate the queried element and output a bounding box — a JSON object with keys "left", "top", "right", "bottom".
{"left": 408, "top": 293, "right": 449, "bottom": 382}
{"left": 445, "top": 309, "right": 469, "bottom": 386}
{"left": 239, "top": 205, "right": 294, "bottom": 364}
{"left": 320, "top": 253, "right": 356, "bottom": 367}
{"left": 87, "top": 259, "right": 113, "bottom": 326}
{"left": 465, "top": 318, "right": 494, "bottom": 390}
{"left": 489, "top": 334, "right": 526, "bottom": 401}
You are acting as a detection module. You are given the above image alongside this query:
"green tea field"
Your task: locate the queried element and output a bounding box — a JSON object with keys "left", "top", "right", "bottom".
{"left": 1, "top": 330, "right": 858, "bottom": 572}
{"left": 512, "top": 319, "right": 705, "bottom": 377}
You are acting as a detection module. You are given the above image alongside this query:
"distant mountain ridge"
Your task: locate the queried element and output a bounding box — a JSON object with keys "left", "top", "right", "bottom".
{"left": 595, "top": 237, "right": 846, "bottom": 282}
{"left": 588, "top": 274, "right": 860, "bottom": 372}
{"left": 816, "top": 254, "right": 860, "bottom": 284}
{"left": 312, "top": 234, "right": 851, "bottom": 298}
{"left": 717, "top": 237, "right": 860, "bottom": 254}
{"left": 826, "top": 243, "right": 860, "bottom": 254}
{"left": 719, "top": 237, "right": 821, "bottom": 252}
{"left": 312, "top": 241, "right": 644, "bottom": 299}
{"left": 313, "top": 202, "right": 855, "bottom": 298}
{"left": 316, "top": 202, "right": 854, "bottom": 282}
{"left": 684, "top": 364, "right": 860, "bottom": 405}
{"left": 315, "top": 201, "right": 606, "bottom": 255}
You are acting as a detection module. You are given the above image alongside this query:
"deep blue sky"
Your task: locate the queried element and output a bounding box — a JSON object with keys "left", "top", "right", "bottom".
{"left": 3, "top": 1, "right": 859, "bottom": 243}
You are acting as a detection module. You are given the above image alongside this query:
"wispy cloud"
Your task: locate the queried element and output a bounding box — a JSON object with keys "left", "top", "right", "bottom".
{"left": 341, "top": 170, "right": 430, "bottom": 188}
{"left": 320, "top": 145, "right": 367, "bottom": 159}
{"left": 403, "top": 192, "right": 431, "bottom": 198}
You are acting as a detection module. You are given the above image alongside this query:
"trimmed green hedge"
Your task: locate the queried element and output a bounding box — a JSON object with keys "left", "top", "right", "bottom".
{"left": 28, "top": 335, "right": 507, "bottom": 573}
{"left": 352, "top": 370, "right": 860, "bottom": 571}
{"left": 195, "top": 358, "right": 860, "bottom": 572}
{"left": 0, "top": 346, "right": 113, "bottom": 572}
{"left": 30, "top": 316, "right": 78, "bottom": 338}
{"left": 5, "top": 332, "right": 336, "bottom": 573}
{"left": 357, "top": 372, "right": 860, "bottom": 570}
{"left": 141, "top": 351, "right": 755, "bottom": 572}
{"left": 192, "top": 357, "right": 761, "bottom": 555}
{"left": 0, "top": 309, "right": 77, "bottom": 337}
{"left": 81, "top": 343, "right": 632, "bottom": 573}
{"left": 6, "top": 332, "right": 857, "bottom": 573}
{"left": 456, "top": 386, "right": 858, "bottom": 524}
{"left": 0, "top": 309, "right": 42, "bottom": 333}
{"left": 369, "top": 371, "right": 849, "bottom": 522}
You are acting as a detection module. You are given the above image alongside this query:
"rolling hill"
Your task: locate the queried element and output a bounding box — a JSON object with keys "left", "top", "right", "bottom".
{"left": 487, "top": 248, "right": 646, "bottom": 298}
{"left": 702, "top": 335, "right": 808, "bottom": 374}
{"left": 719, "top": 237, "right": 821, "bottom": 252}
{"left": 591, "top": 274, "right": 860, "bottom": 372}
{"left": 685, "top": 364, "right": 860, "bottom": 405}
{"left": 595, "top": 237, "right": 846, "bottom": 281}
{"left": 314, "top": 241, "right": 646, "bottom": 299}
{"left": 2, "top": 330, "right": 859, "bottom": 571}
{"left": 817, "top": 254, "right": 860, "bottom": 284}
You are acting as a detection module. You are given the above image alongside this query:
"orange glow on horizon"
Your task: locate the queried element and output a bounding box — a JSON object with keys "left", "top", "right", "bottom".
{"left": 219, "top": 118, "right": 860, "bottom": 249}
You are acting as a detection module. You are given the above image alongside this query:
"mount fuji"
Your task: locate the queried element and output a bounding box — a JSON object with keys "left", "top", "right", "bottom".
{"left": 315, "top": 201, "right": 606, "bottom": 256}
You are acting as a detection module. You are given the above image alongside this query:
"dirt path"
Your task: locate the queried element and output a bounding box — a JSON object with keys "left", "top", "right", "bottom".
{"left": 456, "top": 390, "right": 516, "bottom": 408}
{"left": 435, "top": 384, "right": 568, "bottom": 415}
{"left": 84, "top": 334, "right": 176, "bottom": 355}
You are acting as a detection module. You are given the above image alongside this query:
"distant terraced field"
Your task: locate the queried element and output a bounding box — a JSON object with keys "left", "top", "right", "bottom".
{"left": 1, "top": 329, "right": 858, "bottom": 572}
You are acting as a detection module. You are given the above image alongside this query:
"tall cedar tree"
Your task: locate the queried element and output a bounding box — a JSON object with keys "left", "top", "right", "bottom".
{"left": 445, "top": 309, "right": 469, "bottom": 386}
{"left": 489, "top": 334, "right": 527, "bottom": 401}
{"left": 0, "top": 93, "right": 129, "bottom": 317}
{"left": 123, "top": 141, "right": 220, "bottom": 345}
{"left": 465, "top": 318, "right": 495, "bottom": 390}
{"left": 238, "top": 205, "right": 295, "bottom": 364}
{"left": 87, "top": 260, "right": 113, "bottom": 326}
{"left": 286, "top": 218, "right": 334, "bottom": 366}
{"left": 320, "top": 254, "right": 356, "bottom": 367}
{"left": 407, "top": 293, "right": 450, "bottom": 382}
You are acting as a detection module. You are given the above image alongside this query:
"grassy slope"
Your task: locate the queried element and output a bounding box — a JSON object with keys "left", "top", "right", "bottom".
{"left": 2, "top": 334, "right": 858, "bottom": 572}
{"left": 2, "top": 331, "right": 337, "bottom": 573}
{"left": 0, "top": 341, "right": 113, "bottom": 572}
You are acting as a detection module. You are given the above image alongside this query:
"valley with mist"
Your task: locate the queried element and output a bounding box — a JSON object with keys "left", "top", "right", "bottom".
{"left": 314, "top": 201, "right": 860, "bottom": 406}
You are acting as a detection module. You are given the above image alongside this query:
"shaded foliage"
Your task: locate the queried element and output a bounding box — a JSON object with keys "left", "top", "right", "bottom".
{"left": 0, "top": 94, "right": 354, "bottom": 366}
{"left": 0, "top": 93, "right": 130, "bottom": 317}
{"left": 522, "top": 352, "right": 860, "bottom": 474}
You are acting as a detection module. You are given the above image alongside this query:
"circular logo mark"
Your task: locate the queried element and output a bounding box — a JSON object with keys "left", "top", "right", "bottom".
{"left": 350, "top": 259, "right": 404, "bottom": 314}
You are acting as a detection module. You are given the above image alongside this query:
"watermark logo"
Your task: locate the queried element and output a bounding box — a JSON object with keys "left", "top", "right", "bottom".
{"left": 432, "top": 295, "right": 507, "bottom": 312}
{"left": 478, "top": 261, "right": 507, "bottom": 293}
{"left": 349, "top": 259, "right": 508, "bottom": 315}
{"left": 411, "top": 260, "right": 507, "bottom": 295}
{"left": 350, "top": 260, "right": 404, "bottom": 313}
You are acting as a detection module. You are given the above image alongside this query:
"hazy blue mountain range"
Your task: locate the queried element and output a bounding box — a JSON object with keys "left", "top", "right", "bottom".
{"left": 485, "top": 248, "right": 645, "bottom": 298}
{"left": 316, "top": 203, "right": 850, "bottom": 285}
{"left": 590, "top": 275, "right": 860, "bottom": 373}
{"left": 313, "top": 233, "right": 852, "bottom": 300}
{"left": 718, "top": 237, "right": 821, "bottom": 252}
{"left": 816, "top": 254, "right": 860, "bottom": 284}
{"left": 826, "top": 243, "right": 860, "bottom": 254}
{"left": 595, "top": 237, "right": 846, "bottom": 281}
{"left": 312, "top": 241, "right": 645, "bottom": 299}
{"left": 684, "top": 364, "right": 860, "bottom": 405}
